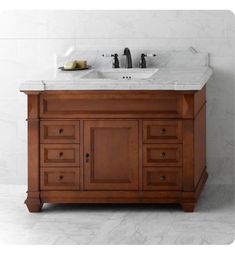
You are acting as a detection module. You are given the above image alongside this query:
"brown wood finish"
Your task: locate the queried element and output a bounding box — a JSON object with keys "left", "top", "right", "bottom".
{"left": 182, "top": 119, "right": 194, "bottom": 191}
{"left": 194, "top": 86, "right": 206, "bottom": 116}
{"left": 40, "top": 168, "right": 80, "bottom": 190}
{"left": 79, "top": 120, "right": 84, "bottom": 191}
{"left": 40, "top": 170, "right": 207, "bottom": 205}
{"left": 40, "top": 120, "right": 80, "bottom": 143}
{"left": 194, "top": 105, "right": 206, "bottom": 187}
{"left": 24, "top": 93, "right": 43, "bottom": 212}
{"left": 143, "top": 144, "right": 182, "bottom": 167}
{"left": 39, "top": 169, "right": 208, "bottom": 209}
{"left": 40, "top": 92, "right": 183, "bottom": 119}
{"left": 143, "top": 120, "right": 182, "bottom": 144}
{"left": 83, "top": 120, "right": 139, "bottom": 190}
{"left": 40, "top": 144, "right": 80, "bottom": 167}
{"left": 23, "top": 88, "right": 207, "bottom": 212}
{"left": 138, "top": 120, "right": 143, "bottom": 191}
{"left": 143, "top": 167, "right": 182, "bottom": 191}
{"left": 41, "top": 190, "right": 182, "bottom": 203}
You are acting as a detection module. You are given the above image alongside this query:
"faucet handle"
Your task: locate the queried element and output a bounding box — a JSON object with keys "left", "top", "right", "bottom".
{"left": 102, "top": 53, "right": 119, "bottom": 57}
{"left": 146, "top": 53, "right": 157, "bottom": 57}
{"left": 111, "top": 53, "right": 119, "bottom": 68}
{"left": 139, "top": 53, "right": 147, "bottom": 68}
{"left": 102, "top": 54, "right": 112, "bottom": 57}
{"left": 139, "top": 53, "right": 157, "bottom": 68}
{"left": 139, "top": 53, "right": 156, "bottom": 58}
{"left": 102, "top": 53, "right": 119, "bottom": 68}
{"left": 102, "top": 53, "right": 119, "bottom": 58}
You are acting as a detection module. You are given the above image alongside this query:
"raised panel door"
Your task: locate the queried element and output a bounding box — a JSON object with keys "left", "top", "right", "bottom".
{"left": 84, "top": 120, "right": 139, "bottom": 190}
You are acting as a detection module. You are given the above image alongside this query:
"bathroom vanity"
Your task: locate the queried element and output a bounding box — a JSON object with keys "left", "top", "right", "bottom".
{"left": 21, "top": 67, "right": 212, "bottom": 212}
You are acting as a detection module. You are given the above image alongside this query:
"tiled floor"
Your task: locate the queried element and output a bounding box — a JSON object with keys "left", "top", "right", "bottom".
{"left": 0, "top": 184, "right": 234, "bottom": 244}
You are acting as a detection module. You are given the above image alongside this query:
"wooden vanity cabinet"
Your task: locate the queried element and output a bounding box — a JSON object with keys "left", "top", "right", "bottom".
{"left": 23, "top": 87, "right": 207, "bottom": 212}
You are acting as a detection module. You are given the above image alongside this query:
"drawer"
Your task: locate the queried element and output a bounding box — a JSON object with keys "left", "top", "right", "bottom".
{"left": 143, "top": 167, "right": 182, "bottom": 190}
{"left": 40, "top": 93, "right": 183, "bottom": 118}
{"left": 143, "top": 144, "right": 182, "bottom": 166}
{"left": 143, "top": 120, "right": 182, "bottom": 143}
{"left": 40, "top": 120, "right": 80, "bottom": 143}
{"left": 40, "top": 144, "right": 80, "bottom": 167}
{"left": 40, "top": 168, "right": 79, "bottom": 190}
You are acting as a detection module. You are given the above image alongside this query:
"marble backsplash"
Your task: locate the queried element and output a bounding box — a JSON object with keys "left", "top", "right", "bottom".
{"left": 0, "top": 10, "right": 234, "bottom": 185}
{"left": 55, "top": 48, "right": 209, "bottom": 70}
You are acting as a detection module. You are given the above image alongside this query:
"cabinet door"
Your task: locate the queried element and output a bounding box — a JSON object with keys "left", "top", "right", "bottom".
{"left": 84, "top": 120, "right": 139, "bottom": 190}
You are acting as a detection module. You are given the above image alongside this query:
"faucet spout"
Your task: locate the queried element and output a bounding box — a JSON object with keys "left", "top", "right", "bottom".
{"left": 123, "top": 47, "right": 132, "bottom": 68}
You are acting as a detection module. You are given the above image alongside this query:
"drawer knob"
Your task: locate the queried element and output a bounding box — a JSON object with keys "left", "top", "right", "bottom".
{"left": 59, "top": 175, "right": 64, "bottom": 180}
{"left": 160, "top": 128, "right": 166, "bottom": 134}
{"left": 59, "top": 152, "right": 64, "bottom": 157}
{"left": 160, "top": 175, "right": 166, "bottom": 181}
{"left": 160, "top": 152, "right": 166, "bottom": 158}
{"left": 59, "top": 128, "right": 64, "bottom": 134}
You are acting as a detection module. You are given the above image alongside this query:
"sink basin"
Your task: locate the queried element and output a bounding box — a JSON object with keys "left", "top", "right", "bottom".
{"left": 81, "top": 68, "right": 158, "bottom": 80}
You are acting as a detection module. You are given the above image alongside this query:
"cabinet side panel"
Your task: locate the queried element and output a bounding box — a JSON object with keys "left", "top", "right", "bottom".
{"left": 182, "top": 94, "right": 194, "bottom": 119}
{"left": 182, "top": 120, "right": 194, "bottom": 191}
{"left": 80, "top": 120, "right": 84, "bottom": 191}
{"left": 194, "top": 86, "right": 206, "bottom": 116}
{"left": 139, "top": 120, "right": 143, "bottom": 191}
{"left": 194, "top": 105, "right": 206, "bottom": 187}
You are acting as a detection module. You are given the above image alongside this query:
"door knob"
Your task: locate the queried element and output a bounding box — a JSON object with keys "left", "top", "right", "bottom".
{"left": 85, "top": 153, "right": 90, "bottom": 163}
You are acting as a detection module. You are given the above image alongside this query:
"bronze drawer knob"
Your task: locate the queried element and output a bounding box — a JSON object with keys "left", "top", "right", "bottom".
{"left": 59, "top": 152, "right": 64, "bottom": 157}
{"left": 160, "top": 128, "right": 166, "bottom": 134}
{"left": 160, "top": 152, "right": 166, "bottom": 158}
{"left": 160, "top": 175, "right": 166, "bottom": 181}
{"left": 59, "top": 175, "right": 64, "bottom": 180}
{"left": 59, "top": 128, "right": 64, "bottom": 134}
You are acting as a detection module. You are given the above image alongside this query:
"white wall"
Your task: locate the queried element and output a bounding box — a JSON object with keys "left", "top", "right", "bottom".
{"left": 0, "top": 10, "right": 234, "bottom": 185}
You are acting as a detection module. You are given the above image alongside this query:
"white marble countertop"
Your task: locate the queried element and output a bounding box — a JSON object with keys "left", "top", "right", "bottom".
{"left": 20, "top": 66, "right": 213, "bottom": 91}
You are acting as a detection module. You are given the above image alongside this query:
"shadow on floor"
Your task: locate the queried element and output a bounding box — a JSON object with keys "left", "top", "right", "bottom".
{"left": 43, "top": 203, "right": 182, "bottom": 213}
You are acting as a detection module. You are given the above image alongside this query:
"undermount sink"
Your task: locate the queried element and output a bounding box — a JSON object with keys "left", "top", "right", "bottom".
{"left": 81, "top": 68, "right": 159, "bottom": 80}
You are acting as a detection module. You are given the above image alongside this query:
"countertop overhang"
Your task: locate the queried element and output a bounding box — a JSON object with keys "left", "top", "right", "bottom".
{"left": 20, "top": 66, "right": 213, "bottom": 91}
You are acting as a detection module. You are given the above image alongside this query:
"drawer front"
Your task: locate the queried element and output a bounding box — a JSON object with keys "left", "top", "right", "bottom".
{"left": 40, "top": 168, "right": 79, "bottom": 190}
{"left": 143, "top": 167, "right": 182, "bottom": 190}
{"left": 40, "top": 93, "right": 183, "bottom": 118}
{"left": 40, "top": 144, "right": 80, "bottom": 167}
{"left": 143, "top": 120, "right": 182, "bottom": 143}
{"left": 40, "top": 120, "right": 80, "bottom": 143}
{"left": 143, "top": 144, "right": 182, "bottom": 166}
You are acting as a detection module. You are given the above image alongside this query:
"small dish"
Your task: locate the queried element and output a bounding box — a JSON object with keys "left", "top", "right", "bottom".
{"left": 58, "top": 66, "right": 90, "bottom": 71}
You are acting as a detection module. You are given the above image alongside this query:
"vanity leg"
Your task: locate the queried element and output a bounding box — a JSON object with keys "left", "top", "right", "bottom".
{"left": 25, "top": 94, "right": 42, "bottom": 213}
{"left": 181, "top": 202, "right": 195, "bottom": 212}
{"left": 25, "top": 191, "right": 43, "bottom": 212}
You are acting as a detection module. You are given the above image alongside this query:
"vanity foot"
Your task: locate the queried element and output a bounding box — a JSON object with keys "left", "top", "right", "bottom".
{"left": 25, "top": 198, "right": 43, "bottom": 212}
{"left": 181, "top": 202, "right": 195, "bottom": 212}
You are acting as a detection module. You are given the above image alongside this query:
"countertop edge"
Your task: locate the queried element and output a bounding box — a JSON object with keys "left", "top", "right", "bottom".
{"left": 19, "top": 67, "right": 213, "bottom": 92}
